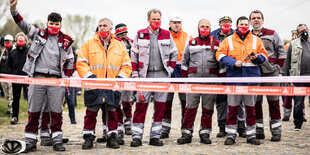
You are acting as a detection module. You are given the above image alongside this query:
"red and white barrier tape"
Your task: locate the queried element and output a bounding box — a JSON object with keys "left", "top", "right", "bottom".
{"left": 0, "top": 74, "right": 309, "bottom": 96}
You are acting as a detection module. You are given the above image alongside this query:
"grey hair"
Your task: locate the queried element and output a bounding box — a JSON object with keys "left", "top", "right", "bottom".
{"left": 198, "top": 18, "right": 211, "bottom": 27}
{"left": 147, "top": 8, "right": 162, "bottom": 20}
{"left": 98, "top": 18, "right": 113, "bottom": 28}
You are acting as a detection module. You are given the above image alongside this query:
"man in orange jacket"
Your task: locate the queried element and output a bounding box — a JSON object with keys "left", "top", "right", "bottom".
{"left": 216, "top": 16, "right": 268, "bottom": 145}
{"left": 77, "top": 18, "right": 132, "bottom": 149}
{"left": 161, "top": 15, "right": 193, "bottom": 139}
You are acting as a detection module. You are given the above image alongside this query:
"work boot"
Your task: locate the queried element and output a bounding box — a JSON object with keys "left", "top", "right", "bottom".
{"left": 149, "top": 138, "right": 163, "bottom": 146}
{"left": 271, "top": 134, "right": 281, "bottom": 142}
{"left": 200, "top": 134, "right": 211, "bottom": 144}
{"left": 125, "top": 127, "right": 132, "bottom": 135}
{"left": 116, "top": 134, "right": 124, "bottom": 145}
{"left": 22, "top": 143, "right": 37, "bottom": 153}
{"left": 130, "top": 138, "right": 142, "bottom": 147}
{"left": 177, "top": 133, "right": 192, "bottom": 144}
{"left": 282, "top": 116, "right": 289, "bottom": 121}
{"left": 247, "top": 138, "right": 260, "bottom": 145}
{"left": 224, "top": 138, "right": 235, "bottom": 145}
{"left": 96, "top": 130, "right": 108, "bottom": 143}
{"left": 40, "top": 137, "right": 52, "bottom": 146}
{"left": 106, "top": 133, "right": 120, "bottom": 149}
{"left": 82, "top": 134, "right": 95, "bottom": 150}
{"left": 216, "top": 131, "right": 226, "bottom": 138}
{"left": 10, "top": 117, "right": 18, "bottom": 125}
{"left": 53, "top": 143, "right": 66, "bottom": 151}
{"left": 160, "top": 133, "right": 169, "bottom": 139}
{"left": 62, "top": 138, "right": 69, "bottom": 144}
{"left": 256, "top": 133, "right": 265, "bottom": 139}
{"left": 237, "top": 122, "right": 246, "bottom": 138}
{"left": 239, "top": 131, "right": 247, "bottom": 138}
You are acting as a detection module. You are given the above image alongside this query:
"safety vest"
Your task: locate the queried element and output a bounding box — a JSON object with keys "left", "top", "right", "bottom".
{"left": 289, "top": 38, "right": 302, "bottom": 76}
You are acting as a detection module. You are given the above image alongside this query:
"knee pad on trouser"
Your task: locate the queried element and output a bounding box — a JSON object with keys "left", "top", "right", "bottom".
{"left": 40, "top": 112, "right": 50, "bottom": 131}
{"left": 226, "top": 105, "right": 239, "bottom": 139}
{"left": 107, "top": 110, "right": 118, "bottom": 132}
{"left": 201, "top": 108, "right": 213, "bottom": 129}
{"left": 83, "top": 109, "right": 98, "bottom": 131}
{"left": 25, "top": 111, "right": 41, "bottom": 134}
{"left": 181, "top": 108, "right": 198, "bottom": 129}
{"left": 122, "top": 101, "right": 132, "bottom": 119}
{"left": 268, "top": 100, "right": 281, "bottom": 119}
{"left": 116, "top": 105, "right": 124, "bottom": 124}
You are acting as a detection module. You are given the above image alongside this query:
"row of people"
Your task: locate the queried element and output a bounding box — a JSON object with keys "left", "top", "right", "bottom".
{"left": 8, "top": 0, "right": 309, "bottom": 153}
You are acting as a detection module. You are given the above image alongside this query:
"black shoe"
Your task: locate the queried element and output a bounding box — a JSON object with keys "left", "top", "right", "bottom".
{"left": 160, "top": 133, "right": 169, "bottom": 139}
{"left": 256, "top": 133, "right": 265, "bottom": 139}
{"left": 271, "top": 134, "right": 281, "bottom": 142}
{"left": 53, "top": 143, "right": 66, "bottom": 151}
{"left": 40, "top": 137, "right": 52, "bottom": 146}
{"left": 125, "top": 128, "right": 132, "bottom": 135}
{"left": 149, "top": 138, "right": 163, "bottom": 146}
{"left": 71, "top": 121, "right": 77, "bottom": 124}
{"left": 116, "top": 136, "right": 124, "bottom": 145}
{"left": 22, "top": 143, "right": 37, "bottom": 153}
{"left": 303, "top": 118, "right": 307, "bottom": 122}
{"left": 282, "top": 116, "right": 289, "bottom": 121}
{"left": 224, "top": 138, "right": 235, "bottom": 145}
{"left": 216, "top": 131, "right": 226, "bottom": 138}
{"left": 247, "top": 138, "right": 260, "bottom": 145}
{"left": 82, "top": 134, "right": 95, "bottom": 150}
{"left": 200, "top": 134, "right": 211, "bottom": 144}
{"left": 96, "top": 131, "right": 108, "bottom": 143}
{"left": 238, "top": 131, "right": 247, "bottom": 138}
{"left": 62, "top": 138, "right": 69, "bottom": 144}
{"left": 106, "top": 133, "right": 120, "bottom": 149}
{"left": 177, "top": 133, "right": 192, "bottom": 145}
{"left": 10, "top": 117, "right": 18, "bottom": 125}
{"left": 130, "top": 138, "right": 142, "bottom": 147}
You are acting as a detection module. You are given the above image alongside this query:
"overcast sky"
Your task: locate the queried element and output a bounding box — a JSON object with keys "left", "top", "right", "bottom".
{"left": 3, "top": 0, "right": 310, "bottom": 41}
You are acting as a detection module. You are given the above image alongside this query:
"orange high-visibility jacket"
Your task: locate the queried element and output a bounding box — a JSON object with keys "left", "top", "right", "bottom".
{"left": 77, "top": 33, "right": 132, "bottom": 78}
{"left": 169, "top": 29, "right": 193, "bottom": 62}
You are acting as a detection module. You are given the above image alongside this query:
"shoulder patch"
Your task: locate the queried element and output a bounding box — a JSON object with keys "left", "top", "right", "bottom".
{"left": 139, "top": 32, "right": 145, "bottom": 39}
{"left": 191, "top": 39, "right": 196, "bottom": 46}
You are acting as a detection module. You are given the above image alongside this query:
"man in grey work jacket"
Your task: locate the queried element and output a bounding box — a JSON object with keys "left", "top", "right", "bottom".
{"left": 130, "top": 8, "right": 178, "bottom": 147}
{"left": 10, "top": 0, "right": 74, "bottom": 153}
{"left": 250, "top": 10, "right": 286, "bottom": 142}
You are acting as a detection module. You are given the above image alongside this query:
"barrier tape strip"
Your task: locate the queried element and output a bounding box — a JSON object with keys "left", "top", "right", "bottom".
{"left": 0, "top": 74, "right": 310, "bottom": 96}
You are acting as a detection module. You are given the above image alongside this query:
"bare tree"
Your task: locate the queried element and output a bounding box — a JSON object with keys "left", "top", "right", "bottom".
{"left": 62, "top": 14, "right": 96, "bottom": 48}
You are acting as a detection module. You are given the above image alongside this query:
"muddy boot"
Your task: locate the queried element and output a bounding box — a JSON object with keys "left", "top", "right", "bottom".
{"left": 177, "top": 133, "right": 192, "bottom": 145}
{"left": 130, "top": 138, "right": 142, "bottom": 147}
{"left": 125, "top": 127, "right": 132, "bottom": 135}
{"left": 96, "top": 130, "right": 108, "bottom": 143}
{"left": 160, "top": 133, "right": 169, "bottom": 139}
{"left": 224, "top": 137, "right": 235, "bottom": 145}
{"left": 40, "top": 137, "right": 52, "bottom": 146}
{"left": 216, "top": 130, "right": 226, "bottom": 138}
{"left": 149, "top": 138, "right": 163, "bottom": 146}
{"left": 200, "top": 134, "right": 211, "bottom": 144}
{"left": 247, "top": 138, "right": 260, "bottom": 145}
{"left": 82, "top": 134, "right": 95, "bottom": 150}
{"left": 271, "top": 134, "right": 281, "bottom": 142}
{"left": 116, "top": 132, "right": 124, "bottom": 145}
{"left": 22, "top": 143, "right": 37, "bottom": 153}
{"left": 124, "top": 118, "right": 132, "bottom": 135}
{"left": 106, "top": 133, "right": 120, "bottom": 149}
{"left": 53, "top": 143, "right": 65, "bottom": 151}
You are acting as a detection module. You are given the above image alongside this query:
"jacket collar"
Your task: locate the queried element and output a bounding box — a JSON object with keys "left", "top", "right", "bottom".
{"left": 169, "top": 28, "right": 183, "bottom": 38}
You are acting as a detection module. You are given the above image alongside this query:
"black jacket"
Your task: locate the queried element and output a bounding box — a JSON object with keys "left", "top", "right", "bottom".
{"left": 0, "top": 47, "right": 13, "bottom": 74}
{"left": 8, "top": 46, "right": 28, "bottom": 75}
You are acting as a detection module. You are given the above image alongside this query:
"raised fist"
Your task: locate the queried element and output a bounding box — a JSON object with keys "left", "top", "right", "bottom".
{"left": 9, "top": 0, "right": 18, "bottom": 11}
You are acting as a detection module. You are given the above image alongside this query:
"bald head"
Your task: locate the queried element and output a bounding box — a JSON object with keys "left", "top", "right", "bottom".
{"left": 198, "top": 19, "right": 211, "bottom": 30}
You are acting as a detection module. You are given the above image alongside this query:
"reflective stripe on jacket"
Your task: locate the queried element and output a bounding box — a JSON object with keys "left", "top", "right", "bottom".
{"left": 77, "top": 33, "right": 132, "bottom": 78}
{"left": 131, "top": 27, "right": 178, "bottom": 78}
{"left": 216, "top": 32, "right": 268, "bottom": 84}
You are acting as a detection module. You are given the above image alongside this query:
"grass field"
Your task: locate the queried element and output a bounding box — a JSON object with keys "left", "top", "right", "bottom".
{"left": 0, "top": 89, "right": 86, "bottom": 125}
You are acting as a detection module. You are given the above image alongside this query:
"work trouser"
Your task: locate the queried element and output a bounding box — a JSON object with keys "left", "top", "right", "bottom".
{"left": 83, "top": 104, "right": 118, "bottom": 137}
{"left": 226, "top": 95, "right": 256, "bottom": 141}
{"left": 1, "top": 82, "right": 13, "bottom": 112}
{"left": 132, "top": 70, "right": 168, "bottom": 140}
{"left": 283, "top": 96, "right": 305, "bottom": 119}
{"left": 161, "top": 92, "right": 186, "bottom": 135}
{"left": 25, "top": 76, "right": 65, "bottom": 145}
{"left": 116, "top": 90, "right": 134, "bottom": 135}
{"left": 255, "top": 72, "right": 281, "bottom": 136}
{"left": 181, "top": 93, "right": 216, "bottom": 136}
